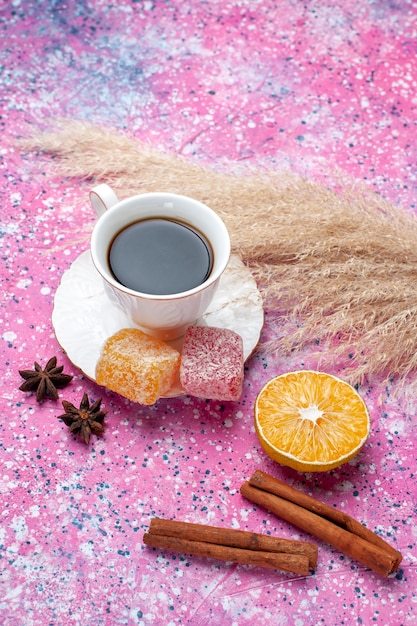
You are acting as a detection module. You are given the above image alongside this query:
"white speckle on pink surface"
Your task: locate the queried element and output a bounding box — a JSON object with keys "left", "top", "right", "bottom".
{"left": 4, "top": 586, "right": 24, "bottom": 600}
{"left": 10, "top": 516, "right": 28, "bottom": 540}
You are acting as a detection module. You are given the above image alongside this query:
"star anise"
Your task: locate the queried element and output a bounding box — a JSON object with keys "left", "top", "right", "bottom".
{"left": 57, "top": 393, "right": 107, "bottom": 444}
{"left": 19, "top": 356, "right": 73, "bottom": 402}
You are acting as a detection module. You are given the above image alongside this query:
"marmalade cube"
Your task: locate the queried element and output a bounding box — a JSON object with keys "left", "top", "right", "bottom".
{"left": 96, "top": 328, "right": 181, "bottom": 405}
{"left": 180, "top": 326, "right": 244, "bottom": 401}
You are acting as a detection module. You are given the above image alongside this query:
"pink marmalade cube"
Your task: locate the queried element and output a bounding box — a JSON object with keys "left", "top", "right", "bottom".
{"left": 180, "top": 326, "right": 244, "bottom": 401}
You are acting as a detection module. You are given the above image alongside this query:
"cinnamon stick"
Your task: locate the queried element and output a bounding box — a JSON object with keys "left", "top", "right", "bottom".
{"left": 144, "top": 517, "right": 318, "bottom": 574}
{"left": 250, "top": 470, "right": 400, "bottom": 559}
{"left": 143, "top": 533, "right": 311, "bottom": 575}
{"left": 240, "top": 471, "right": 402, "bottom": 577}
{"left": 149, "top": 518, "right": 317, "bottom": 569}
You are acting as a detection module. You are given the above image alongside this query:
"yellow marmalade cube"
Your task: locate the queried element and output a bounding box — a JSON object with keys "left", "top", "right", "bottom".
{"left": 96, "top": 328, "right": 181, "bottom": 405}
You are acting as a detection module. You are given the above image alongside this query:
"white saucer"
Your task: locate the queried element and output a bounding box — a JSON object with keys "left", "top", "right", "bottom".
{"left": 52, "top": 250, "right": 264, "bottom": 397}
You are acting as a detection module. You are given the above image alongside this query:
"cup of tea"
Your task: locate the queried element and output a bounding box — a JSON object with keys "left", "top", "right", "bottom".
{"left": 89, "top": 184, "right": 231, "bottom": 340}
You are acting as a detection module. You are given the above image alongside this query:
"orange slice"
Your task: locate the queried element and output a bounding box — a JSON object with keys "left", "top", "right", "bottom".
{"left": 254, "top": 370, "right": 370, "bottom": 472}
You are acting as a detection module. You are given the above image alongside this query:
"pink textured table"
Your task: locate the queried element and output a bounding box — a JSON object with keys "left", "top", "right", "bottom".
{"left": 1, "top": 1, "right": 416, "bottom": 624}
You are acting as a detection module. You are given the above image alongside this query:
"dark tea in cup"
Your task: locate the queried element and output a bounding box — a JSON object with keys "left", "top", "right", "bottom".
{"left": 108, "top": 217, "right": 214, "bottom": 295}
{"left": 90, "top": 185, "right": 230, "bottom": 340}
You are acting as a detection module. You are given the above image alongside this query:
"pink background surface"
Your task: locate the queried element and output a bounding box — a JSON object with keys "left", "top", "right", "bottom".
{"left": 1, "top": 1, "right": 416, "bottom": 624}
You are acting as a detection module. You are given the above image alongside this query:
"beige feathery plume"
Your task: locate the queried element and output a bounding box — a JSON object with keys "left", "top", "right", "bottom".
{"left": 18, "top": 120, "right": 417, "bottom": 387}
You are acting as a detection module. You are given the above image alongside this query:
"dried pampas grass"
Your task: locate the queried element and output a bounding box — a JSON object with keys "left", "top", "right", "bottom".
{"left": 19, "top": 120, "right": 417, "bottom": 387}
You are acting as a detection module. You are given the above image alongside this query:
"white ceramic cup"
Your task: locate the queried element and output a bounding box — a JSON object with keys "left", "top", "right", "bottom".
{"left": 89, "top": 184, "right": 231, "bottom": 341}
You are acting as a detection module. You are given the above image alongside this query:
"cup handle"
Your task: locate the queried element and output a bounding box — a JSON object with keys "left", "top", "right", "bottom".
{"left": 89, "top": 184, "right": 120, "bottom": 217}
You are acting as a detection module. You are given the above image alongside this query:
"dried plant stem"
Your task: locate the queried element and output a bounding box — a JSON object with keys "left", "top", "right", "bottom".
{"left": 18, "top": 120, "right": 417, "bottom": 387}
